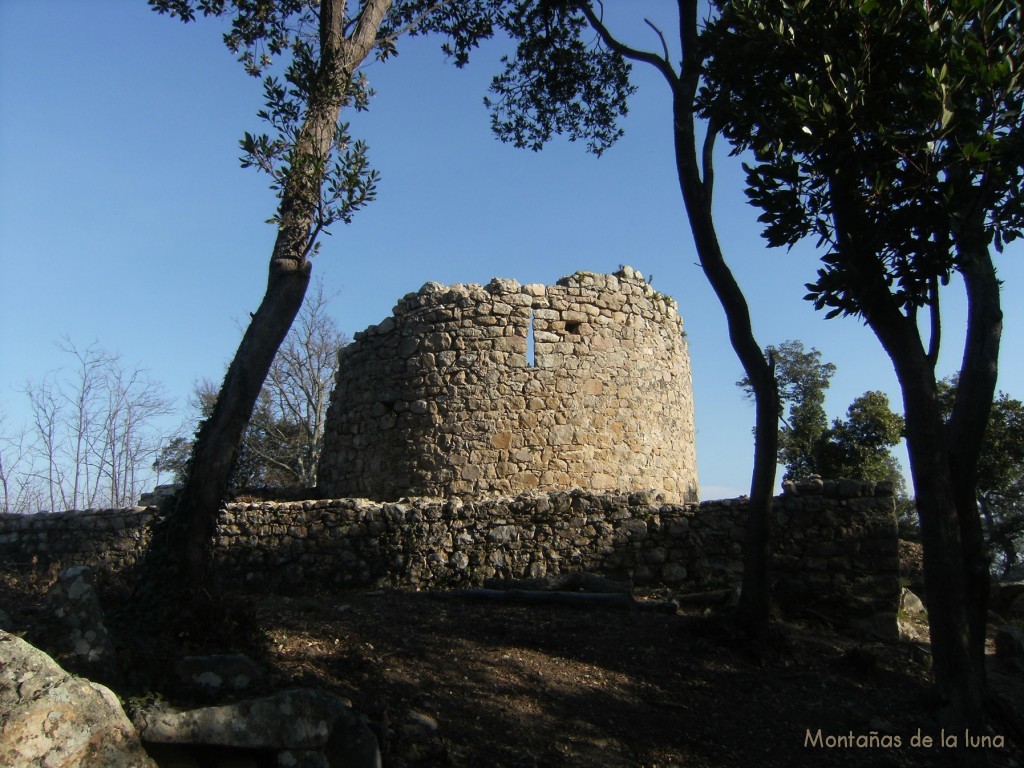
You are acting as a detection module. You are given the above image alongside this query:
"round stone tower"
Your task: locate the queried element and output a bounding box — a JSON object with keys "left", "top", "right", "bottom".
{"left": 318, "top": 266, "right": 699, "bottom": 501}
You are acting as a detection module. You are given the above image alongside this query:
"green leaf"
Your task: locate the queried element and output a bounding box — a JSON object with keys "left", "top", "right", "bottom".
{"left": 941, "top": 105, "right": 954, "bottom": 129}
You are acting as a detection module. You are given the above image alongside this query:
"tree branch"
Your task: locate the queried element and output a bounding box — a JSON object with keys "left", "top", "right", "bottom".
{"left": 348, "top": 0, "right": 394, "bottom": 61}
{"left": 383, "top": 0, "right": 458, "bottom": 44}
{"left": 926, "top": 275, "right": 941, "bottom": 368}
{"left": 579, "top": 2, "right": 678, "bottom": 87}
{"left": 644, "top": 18, "right": 671, "bottom": 65}
{"left": 702, "top": 116, "right": 719, "bottom": 201}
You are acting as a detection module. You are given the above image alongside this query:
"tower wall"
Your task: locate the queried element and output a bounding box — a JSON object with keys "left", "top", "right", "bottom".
{"left": 318, "top": 267, "right": 699, "bottom": 501}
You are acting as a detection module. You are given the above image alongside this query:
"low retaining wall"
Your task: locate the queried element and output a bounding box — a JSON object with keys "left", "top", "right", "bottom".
{"left": 0, "top": 508, "right": 155, "bottom": 575}
{"left": 0, "top": 480, "right": 898, "bottom": 632}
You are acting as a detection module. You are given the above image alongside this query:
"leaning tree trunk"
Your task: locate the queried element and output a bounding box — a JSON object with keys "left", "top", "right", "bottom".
{"left": 150, "top": 0, "right": 395, "bottom": 596}
{"left": 177, "top": 260, "right": 312, "bottom": 590}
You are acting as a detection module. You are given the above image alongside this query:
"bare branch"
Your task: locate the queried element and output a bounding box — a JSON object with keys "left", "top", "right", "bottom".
{"left": 644, "top": 18, "right": 671, "bottom": 66}
{"left": 579, "top": 2, "right": 678, "bottom": 87}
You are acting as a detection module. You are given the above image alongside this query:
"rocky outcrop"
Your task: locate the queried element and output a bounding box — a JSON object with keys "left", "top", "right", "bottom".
{"left": 900, "top": 588, "right": 926, "bottom": 616}
{"left": 0, "top": 629, "right": 382, "bottom": 768}
{"left": 0, "top": 630, "right": 156, "bottom": 768}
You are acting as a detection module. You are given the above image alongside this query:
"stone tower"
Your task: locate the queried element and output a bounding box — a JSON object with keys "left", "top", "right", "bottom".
{"left": 318, "top": 266, "right": 699, "bottom": 501}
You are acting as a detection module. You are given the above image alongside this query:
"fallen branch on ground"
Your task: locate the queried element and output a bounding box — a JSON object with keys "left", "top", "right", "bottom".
{"left": 482, "top": 572, "right": 632, "bottom": 594}
{"left": 430, "top": 588, "right": 678, "bottom": 613}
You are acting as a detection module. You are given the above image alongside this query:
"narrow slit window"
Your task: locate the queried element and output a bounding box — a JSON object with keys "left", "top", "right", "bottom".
{"left": 527, "top": 309, "right": 536, "bottom": 368}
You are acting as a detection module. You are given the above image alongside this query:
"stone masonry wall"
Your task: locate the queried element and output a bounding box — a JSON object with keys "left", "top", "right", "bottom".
{"left": 0, "top": 508, "right": 156, "bottom": 575}
{"left": 0, "top": 481, "right": 899, "bottom": 633}
{"left": 317, "top": 267, "right": 699, "bottom": 502}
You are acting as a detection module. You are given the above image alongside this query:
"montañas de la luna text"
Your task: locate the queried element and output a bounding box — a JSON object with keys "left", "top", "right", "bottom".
{"left": 804, "top": 729, "right": 1004, "bottom": 750}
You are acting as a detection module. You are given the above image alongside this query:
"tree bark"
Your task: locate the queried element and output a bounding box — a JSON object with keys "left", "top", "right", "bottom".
{"left": 578, "top": 1, "right": 780, "bottom": 635}
{"left": 178, "top": 259, "right": 312, "bottom": 588}
{"left": 856, "top": 289, "right": 986, "bottom": 759}
{"left": 672, "top": 0, "right": 779, "bottom": 636}
{"left": 148, "top": 0, "right": 394, "bottom": 596}
{"left": 947, "top": 200, "right": 1002, "bottom": 683}
{"left": 895, "top": 352, "right": 984, "bottom": 746}
{"left": 828, "top": 167, "right": 987, "bottom": 761}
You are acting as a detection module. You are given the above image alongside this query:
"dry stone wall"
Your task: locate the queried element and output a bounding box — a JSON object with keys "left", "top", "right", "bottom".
{"left": 0, "top": 508, "right": 155, "bottom": 574}
{"left": 318, "top": 267, "right": 699, "bottom": 502}
{"left": 0, "top": 481, "right": 899, "bottom": 635}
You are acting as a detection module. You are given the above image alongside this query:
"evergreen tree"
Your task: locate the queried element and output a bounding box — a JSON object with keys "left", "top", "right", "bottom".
{"left": 814, "top": 391, "right": 906, "bottom": 494}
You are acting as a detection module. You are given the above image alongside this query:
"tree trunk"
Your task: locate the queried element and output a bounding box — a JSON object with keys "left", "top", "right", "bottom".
{"left": 178, "top": 259, "right": 312, "bottom": 589}
{"left": 579, "top": 0, "right": 780, "bottom": 634}
{"left": 672, "top": 0, "right": 779, "bottom": 635}
{"left": 144, "top": 0, "right": 394, "bottom": 596}
{"left": 947, "top": 212, "right": 1001, "bottom": 684}
{"left": 737, "top": 371, "right": 779, "bottom": 633}
{"left": 851, "top": 271, "right": 986, "bottom": 757}
{"left": 898, "top": 360, "right": 985, "bottom": 750}
{"left": 828, "top": 168, "right": 988, "bottom": 763}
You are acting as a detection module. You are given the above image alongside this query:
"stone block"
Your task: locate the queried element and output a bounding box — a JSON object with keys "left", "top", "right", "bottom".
{"left": 1, "top": 631, "right": 156, "bottom": 768}
{"left": 486, "top": 277, "right": 521, "bottom": 294}
{"left": 549, "top": 424, "right": 575, "bottom": 445}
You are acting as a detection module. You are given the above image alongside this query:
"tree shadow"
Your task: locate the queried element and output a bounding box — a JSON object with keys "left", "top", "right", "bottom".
{"left": 249, "top": 588, "right": 957, "bottom": 768}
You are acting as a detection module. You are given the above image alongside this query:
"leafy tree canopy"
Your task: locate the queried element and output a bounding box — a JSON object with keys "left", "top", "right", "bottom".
{"left": 700, "top": 0, "right": 1024, "bottom": 318}
{"left": 481, "top": 1, "right": 635, "bottom": 155}
{"left": 147, "top": 0, "right": 511, "bottom": 252}
{"left": 400, "top": 0, "right": 640, "bottom": 156}
{"left": 814, "top": 390, "right": 906, "bottom": 494}
{"left": 939, "top": 379, "right": 1024, "bottom": 573}
{"left": 938, "top": 382, "right": 1024, "bottom": 496}
{"left": 739, "top": 340, "right": 836, "bottom": 480}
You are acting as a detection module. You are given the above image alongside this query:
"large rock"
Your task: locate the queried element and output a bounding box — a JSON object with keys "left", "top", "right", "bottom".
{"left": 900, "top": 588, "right": 926, "bottom": 616}
{"left": 0, "top": 629, "right": 156, "bottom": 768}
{"left": 136, "top": 688, "right": 380, "bottom": 768}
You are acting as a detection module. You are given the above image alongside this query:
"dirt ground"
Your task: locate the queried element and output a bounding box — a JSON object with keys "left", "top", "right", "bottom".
{"left": 3, "top": 568, "right": 1023, "bottom": 768}
{"left": 248, "top": 589, "right": 1024, "bottom": 768}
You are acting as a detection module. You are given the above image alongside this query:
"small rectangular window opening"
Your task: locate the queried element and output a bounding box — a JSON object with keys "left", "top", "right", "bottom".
{"left": 527, "top": 309, "right": 536, "bottom": 368}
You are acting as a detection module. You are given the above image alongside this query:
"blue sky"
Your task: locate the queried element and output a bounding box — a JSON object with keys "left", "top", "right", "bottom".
{"left": 2, "top": 1, "right": 1022, "bottom": 501}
